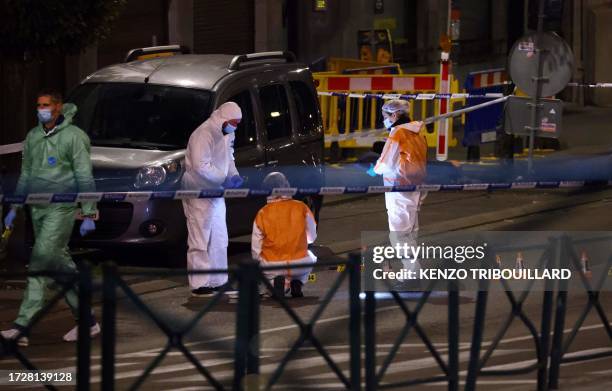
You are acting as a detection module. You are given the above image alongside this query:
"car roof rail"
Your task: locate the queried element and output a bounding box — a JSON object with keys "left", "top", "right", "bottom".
{"left": 228, "top": 51, "right": 296, "bottom": 70}
{"left": 125, "top": 45, "right": 191, "bottom": 63}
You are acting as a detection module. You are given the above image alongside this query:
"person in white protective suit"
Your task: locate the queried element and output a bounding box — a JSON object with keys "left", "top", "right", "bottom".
{"left": 366, "top": 99, "right": 428, "bottom": 280}
{"left": 182, "top": 102, "right": 244, "bottom": 297}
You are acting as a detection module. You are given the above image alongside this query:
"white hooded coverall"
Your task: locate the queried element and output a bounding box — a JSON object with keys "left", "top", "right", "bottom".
{"left": 374, "top": 121, "right": 428, "bottom": 271}
{"left": 182, "top": 102, "right": 241, "bottom": 289}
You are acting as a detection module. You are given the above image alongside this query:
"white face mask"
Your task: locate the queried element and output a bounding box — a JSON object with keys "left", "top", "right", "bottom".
{"left": 383, "top": 117, "right": 394, "bottom": 129}
{"left": 37, "top": 109, "right": 53, "bottom": 124}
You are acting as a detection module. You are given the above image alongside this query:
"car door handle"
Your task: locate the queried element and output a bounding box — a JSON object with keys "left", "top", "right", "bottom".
{"left": 268, "top": 160, "right": 279, "bottom": 165}
{"left": 254, "top": 163, "right": 266, "bottom": 168}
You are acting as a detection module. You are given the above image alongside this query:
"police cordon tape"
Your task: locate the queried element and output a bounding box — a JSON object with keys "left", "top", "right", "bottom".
{"left": 317, "top": 82, "right": 612, "bottom": 102}
{"left": 2, "top": 180, "right": 611, "bottom": 205}
{"left": 567, "top": 82, "right": 612, "bottom": 88}
{"left": 317, "top": 80, "right": 612, "bottom": 103}
{"left": 324, "top": 95, "right": 510, "bottom": 142}
{"left": 317, "top": 91, "right": 506, "bottom": 100}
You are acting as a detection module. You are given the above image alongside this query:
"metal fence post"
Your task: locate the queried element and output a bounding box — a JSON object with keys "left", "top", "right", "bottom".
{"left": 348, "top": 253, "right": 362, "bottom": 391}
{"left": 102, "top": 262, "right": 117, "bottom": 391}
{"left": 234, "top": 263, "right": 247, "bottom": 390}
{"left": 447, "top": 281, "right": 459, "bottom": 391}
{"left": 549, "top": 237, "right": 569, "bottom": 389}
{"left": 77, "top": 262, "right": 92, "bottom": 391}
{"left": 234, "top": 261, "right": 260, "bottom": 390}
{"left": 465, "top": 287, "right": 489, "bottom": 391}
{"left": 247, "top": 263, "right": 260, "bottom": 377}
{"left": 537, "top": 238, "right": 558, "bottom": 391}
{"left": 364, "top": 291, "right": 376, "bottom": 391}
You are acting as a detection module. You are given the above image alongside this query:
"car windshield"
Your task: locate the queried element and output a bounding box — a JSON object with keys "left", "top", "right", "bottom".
{"left": 69, "top": 83, "right": 212, "bottom": 150}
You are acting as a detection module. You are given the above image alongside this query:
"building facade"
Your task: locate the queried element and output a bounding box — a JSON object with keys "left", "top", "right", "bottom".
{"left": 2, "top": 0, "right": 611, "bottom": 151}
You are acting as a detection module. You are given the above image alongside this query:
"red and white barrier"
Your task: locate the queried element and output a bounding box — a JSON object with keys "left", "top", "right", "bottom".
{"left": 471, "top": 69, "right": 509, "bottom": 89}
{"left": 325, "top": 76, "right": 437, "bottom": 92}
{"left": 437, "top": 52, "right": 451, "bottom": 161}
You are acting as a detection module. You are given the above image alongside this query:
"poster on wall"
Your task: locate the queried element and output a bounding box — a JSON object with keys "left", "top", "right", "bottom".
{"left": 358, "top": 29, "right": 394, "bottom": 63}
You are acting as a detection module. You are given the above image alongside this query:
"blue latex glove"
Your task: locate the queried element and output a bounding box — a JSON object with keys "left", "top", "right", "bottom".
{"left": 366, "top": 164, "right": 378, "bottom": 177}
{"left": 223, "top": 175, "right": 243, "bottom": 189}
{"left": 4, "top": 209, "right": 16, "bottom": 229}
{"left": 79, "top": 218, "right": 96, "bottom": 237}
{"left": 221, "top": 177, "right": 232, "bottom": 188}
{"left": 229, "top": 175, "right": 244, "bottom": 188}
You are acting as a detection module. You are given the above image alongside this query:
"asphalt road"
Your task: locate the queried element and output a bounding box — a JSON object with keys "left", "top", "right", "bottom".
{"left": 1, "top": 188, "right": 611, "bottom": 390}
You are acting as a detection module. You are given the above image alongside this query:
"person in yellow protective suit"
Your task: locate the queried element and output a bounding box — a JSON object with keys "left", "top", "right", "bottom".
{"left": 182, "top": 102, "right": 243, "bottom": 297}
{"left": 251, "top": 172, "right": 317, "bottom": 298}
{"left": 367, "top": 99, "right": 427, "bottom": 281}
{"left": 1, "top": 90, "right": 99, "bottom": 347}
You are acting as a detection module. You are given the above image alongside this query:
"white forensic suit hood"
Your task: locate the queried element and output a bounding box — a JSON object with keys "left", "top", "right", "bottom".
{"left": 182, "top": 102, "right": 242, "bottom": 190}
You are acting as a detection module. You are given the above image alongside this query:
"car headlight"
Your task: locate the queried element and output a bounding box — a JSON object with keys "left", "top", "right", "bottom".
{"left": 133, "top": 159, "right": 184, "bottom": 189}
{"left": 134, "top": 166, "right": 167, "bottom": 189}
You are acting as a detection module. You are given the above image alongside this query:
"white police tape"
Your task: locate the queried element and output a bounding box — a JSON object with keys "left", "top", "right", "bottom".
{"left": 566, "top": 83, "right": 612, "bottom": 88}
{"left": 317, "top": 82, "right": 612, "bottom": 102}
{"left": 2, "top": 180, "right": 610, "bottom": 205}
{"left": 317, "top": 91, "right": 505, "bottom": 100}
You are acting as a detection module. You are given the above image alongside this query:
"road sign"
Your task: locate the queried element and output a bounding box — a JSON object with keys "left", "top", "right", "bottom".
{"left": 504, "top": 96, "right": 563, "bottom": 139}
{"left": 508, "top": 32, "right": 574, "bottom": 98}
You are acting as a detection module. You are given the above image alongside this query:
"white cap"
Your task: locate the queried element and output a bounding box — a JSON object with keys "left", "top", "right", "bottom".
{"left": 262, "top": 171, "right": 290, "bottom": 189}
{"left": 382, "top": 99, "right": 410, "bottom": 114}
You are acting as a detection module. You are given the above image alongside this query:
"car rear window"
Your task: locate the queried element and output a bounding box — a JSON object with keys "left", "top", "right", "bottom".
{"left": 69, "top": 83, "right": 212, "bottom": 150}
{"left": 289, "top": 81, "right": 321, "bottom": 136}
{"left": 259, "top": 84, "right": 292, "bottom": 141}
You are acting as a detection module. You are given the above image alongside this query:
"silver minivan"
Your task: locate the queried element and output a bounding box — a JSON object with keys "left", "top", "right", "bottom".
{"left": 66, "top": 46, "right": 324, "bottom": 262}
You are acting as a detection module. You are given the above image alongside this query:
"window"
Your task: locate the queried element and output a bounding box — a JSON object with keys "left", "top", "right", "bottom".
{"left": 227, "top": 90, "right": 257, "bottom": 149}
{"left": 289, "top": 81, "right": 321, "bottom": 136}
{"left": 69, "top": 83, "right": 211, "bottom": 150}
{"left": 313, "top": 0, "right": 328, "bottom": 12}
{"left": 259, "top": 84, "right": 292, "bottom": 141}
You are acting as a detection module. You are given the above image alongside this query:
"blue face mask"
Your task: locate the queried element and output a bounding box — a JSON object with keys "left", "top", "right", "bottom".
{"left": 37, "top": 109, "right": 53, "bottom": 124}
{"left": 223, "top": 123, "right": 237, "bottom": 134}
{"left": 383, "top": 117, "right": 394, "bottom": 130}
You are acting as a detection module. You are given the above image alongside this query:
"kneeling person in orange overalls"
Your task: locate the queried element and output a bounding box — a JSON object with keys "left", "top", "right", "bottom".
{"left": 251, "top": 172, "right": 317, "bottom": 298}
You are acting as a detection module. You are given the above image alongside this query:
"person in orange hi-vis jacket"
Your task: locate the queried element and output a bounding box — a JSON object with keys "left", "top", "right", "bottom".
{"left": 366, "top": 99, "right": 428, "bottom": 282}
{"left": 251, "top": 172, "right": 317, "bottom": 298}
